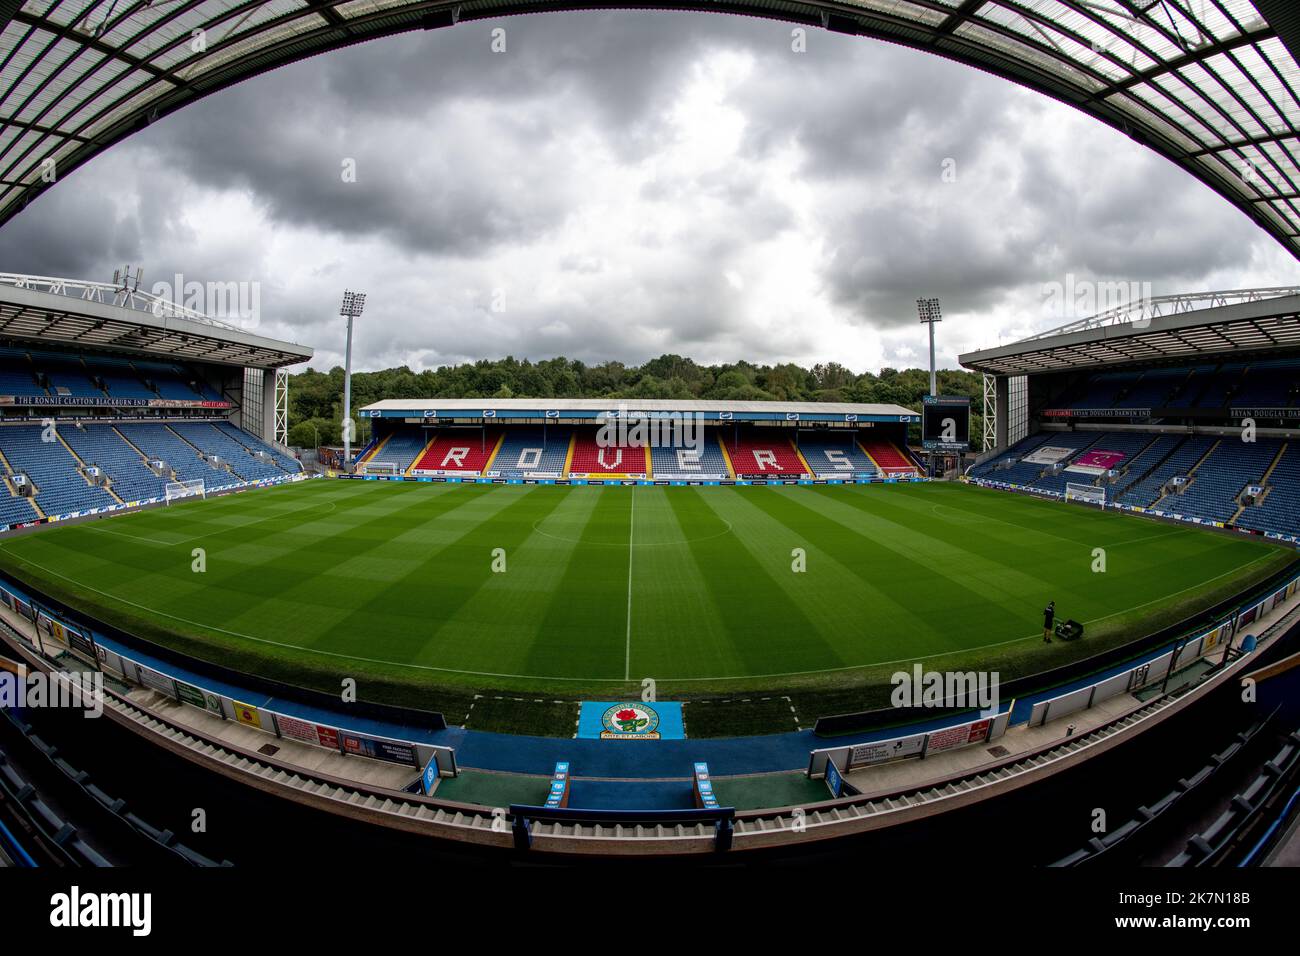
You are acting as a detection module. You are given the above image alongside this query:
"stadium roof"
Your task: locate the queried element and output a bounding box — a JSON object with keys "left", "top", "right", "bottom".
{"left": 5, "top": 3, "right": 1300, "bottom": 258}
{"left": 0, "top": 273, "right": 313, "bottom": 367}
{"left": 959, "top": 287, "right": 1300, "bottom": 375}
{"left": 361, "top": 397, "right": 920, "bottom": 422}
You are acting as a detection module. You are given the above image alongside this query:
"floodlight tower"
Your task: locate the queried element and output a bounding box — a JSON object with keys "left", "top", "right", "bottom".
{"left": 917, "top": 297, "right": 943, "bottom": 479}
{"left": 339, "top": 290, "right": 367, "bottom": 467}
{"left": 917, "top": 297, "right": 942, "bottom": 398}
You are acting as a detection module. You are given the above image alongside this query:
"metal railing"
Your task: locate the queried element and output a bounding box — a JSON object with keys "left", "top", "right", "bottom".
{"left": 1019, "top": 286, "right": 1300, "bottom": 343}
{"left": 0, "top": 272, "right": 240, "bottom": 331}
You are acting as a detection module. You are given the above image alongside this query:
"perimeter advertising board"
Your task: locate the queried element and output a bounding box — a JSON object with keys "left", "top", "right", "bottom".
{"left": 847, "top": 733, "right": 926, "bottom": 769}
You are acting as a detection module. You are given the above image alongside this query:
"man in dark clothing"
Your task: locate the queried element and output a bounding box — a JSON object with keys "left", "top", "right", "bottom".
{"left": 1043, "top": 601, "right": 1056, "bottom": 643}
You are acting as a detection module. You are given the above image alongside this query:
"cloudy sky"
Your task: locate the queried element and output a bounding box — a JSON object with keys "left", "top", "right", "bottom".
{"left": 2, "top": 11, "right": 1297, "bottom": 374}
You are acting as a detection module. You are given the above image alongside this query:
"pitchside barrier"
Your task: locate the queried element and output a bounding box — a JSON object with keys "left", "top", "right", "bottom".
{"left": 1024, "top": 577, "right": 1300, "bottom": 729}
{"left": 808, "top": 710, "right": 1014, "bottom": 778}
{"left": 0, "top": 573, "right": 457, "bottom": 778}
{"left": 93, "top": 641, "right": 457, "bottom": 775}
{"left": 340, "top": 476, "right": 930, "bottom": 489}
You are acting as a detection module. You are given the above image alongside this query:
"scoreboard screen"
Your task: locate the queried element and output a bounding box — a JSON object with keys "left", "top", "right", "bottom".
{"left": 922, "top": 396, "right": 970, "bottom": 451}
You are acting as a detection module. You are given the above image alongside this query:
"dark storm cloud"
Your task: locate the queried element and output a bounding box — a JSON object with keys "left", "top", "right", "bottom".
{"left": 0, "top": 162, "right": 142, "bottom": 277}
{"left": 135, "top": 12, "right": 790, "bottom": 255}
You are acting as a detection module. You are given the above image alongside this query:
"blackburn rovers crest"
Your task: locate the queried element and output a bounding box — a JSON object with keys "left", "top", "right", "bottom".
{"left": 600, "top": 702, "right": 661, "bottom": 740}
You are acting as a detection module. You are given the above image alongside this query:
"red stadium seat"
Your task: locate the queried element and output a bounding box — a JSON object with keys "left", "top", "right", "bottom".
{"left": 567, "top": 433, "right": 649, "bottom": 477}
{"left": 860, "top": 439, "right": 918, "bottom": 476}
{"left": 722, "top": 434, "right": 808, "bottom": 477}
{"left": 411, "top": 432, "right": 500, "bottom": 475}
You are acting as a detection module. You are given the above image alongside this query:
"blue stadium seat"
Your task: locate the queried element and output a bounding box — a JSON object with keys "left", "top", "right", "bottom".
{"left": 1107, "top": 434, "right": 1183, "bottom": 498}
{"left": 361, "top": 429, "right": 429, "bottom": 472}
{"left": 116, "top": 423, "right": 240, "bottom": 491}
{"left": 0, "top": 349, "right": 44, "bottom": 398}
{"left": 1168, "top": 438, "right": 1282, "bottom": 523}
{"left": 170, "top": 422, "right": 287, "bottom": 482}
{"left": 649, "top": 434, "right": 731, "bottom": 478}
{"left": 492, "top": 428, "right": 573, "bottom": 477}
{"left": 213, "top": 421, "right": 301, "bottom": 473}
{"left": 1236, "top": 442, "right": 1300, "bottom": 537}
{"left": 794, "top": 435, "right": 879, "bottom": 478}
{"left": 1116, "top": 436, "right": 1216, "bottom": 508}
{"left": 0, "top": 425, "right": 117, "bottom": 517}
{"left": 59, "top": 423, "right": 168, "bottom": 504}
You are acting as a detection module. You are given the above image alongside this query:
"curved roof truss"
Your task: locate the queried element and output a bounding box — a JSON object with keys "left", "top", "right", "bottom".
{"left": 3, "top": 2, "right": 1300, "bottom": 258}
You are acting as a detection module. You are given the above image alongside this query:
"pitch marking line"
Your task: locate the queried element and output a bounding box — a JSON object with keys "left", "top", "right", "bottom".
{"left": 625, "top": 488, "right": 634, "bottom": 681}
{"left": 79, "top": 499, "right": 339, "bottom": 548}
{"left": 0, "top": 535, "right": 1280, "bottom": 685}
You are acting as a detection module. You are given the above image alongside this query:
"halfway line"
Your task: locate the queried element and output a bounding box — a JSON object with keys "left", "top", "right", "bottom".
{"left": 624, "top": 488, "right": 634, "bottom": 681}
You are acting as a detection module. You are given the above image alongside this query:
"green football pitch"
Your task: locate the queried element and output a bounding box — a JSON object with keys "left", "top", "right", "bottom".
{"left": 0, "top": 479, "right": 1291, "bottom": 701}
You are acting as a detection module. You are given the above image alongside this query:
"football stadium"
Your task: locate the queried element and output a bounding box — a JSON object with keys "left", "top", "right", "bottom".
{"left": 1, "top": 0, "right": 1300, "bottom": 914}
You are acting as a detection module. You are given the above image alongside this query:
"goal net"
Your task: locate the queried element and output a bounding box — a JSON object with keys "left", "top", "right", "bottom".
{"left": 363, "top": 460, "right": 400, "bottom": 476}
{"left": 1065, "top": 482, "right": 1106, "bottom": 506}
{"left": 164, "top": 479, "right": 206, "bottom": 503}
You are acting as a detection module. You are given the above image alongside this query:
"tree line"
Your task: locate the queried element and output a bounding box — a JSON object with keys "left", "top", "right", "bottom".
{"left": 285, "top": 355, "right": 983, "bottom": 448}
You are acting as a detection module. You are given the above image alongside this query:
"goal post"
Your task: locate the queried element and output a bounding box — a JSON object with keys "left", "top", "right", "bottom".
{"left": 164, "top": 479, "right": 206, "bottom": 504}
{"left": 1065, "top": 482, "right": 1106, "bottom": 507}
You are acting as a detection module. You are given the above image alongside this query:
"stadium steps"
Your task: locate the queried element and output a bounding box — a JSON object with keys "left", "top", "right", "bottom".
{"left": 561, "top": 431, "right": 578, "bottom": 477}
{"left": 1230, "top": 441, "right": 1290, "bottom": 526}
{"left": 861, "top": 439, "right": 919, "bottom": 476}
{"left": 791, "top": 442, "right": 815, "bottom": 476}
{"left": 0, "top": 436, "right": 48, "bottom": 518}
{"left": 111, "top": 425, "right": 152, "bottom": 465}
{"left": 480, "top": 432, "right": 507, "bottom": 475}
{"left": 1258, "top": 441, "right": 1288, "bottom": 487}
{"left": 1113, "top": 433, "right": 1183, "bottom": 494}
{"left": 1152, "top": 438, "right": 1221, "bottom": 510}
{"left": 217, "top": 426, "right": 291, "bottom": 474}
{"left": 53, "top": 426, "right": 125, "bottom": 505}
{"left": 358, "top": 433, "right": 392, "bottom": 466}
{"left": 0, "top": 448, "right": 41, "bottom": 521}
{"left": 165, "top": 424, "right": 239, "bottom": 479}
{"left": 716, "top": 434, "right": 738, "bottom": 478}
{"left": 405, "top": 433, "right": 438, "bottom": 476}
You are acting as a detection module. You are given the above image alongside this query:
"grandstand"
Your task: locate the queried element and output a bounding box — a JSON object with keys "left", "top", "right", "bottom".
{"left": 0, "top": 276, "right": 310, "bottom": 530}
{"left": 354, "top": 400, "right": 922, "bottom": 483}
{"left": 962, "top": 290, "right": 1300, "bottom": 541}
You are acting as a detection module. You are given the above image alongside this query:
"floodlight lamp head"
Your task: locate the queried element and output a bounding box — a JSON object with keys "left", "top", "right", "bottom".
{"left": 917, "top": 297, "right": 942, "bottom": 324}
{"left": 339, "top": 290, "right": 367, "bottom": 318}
